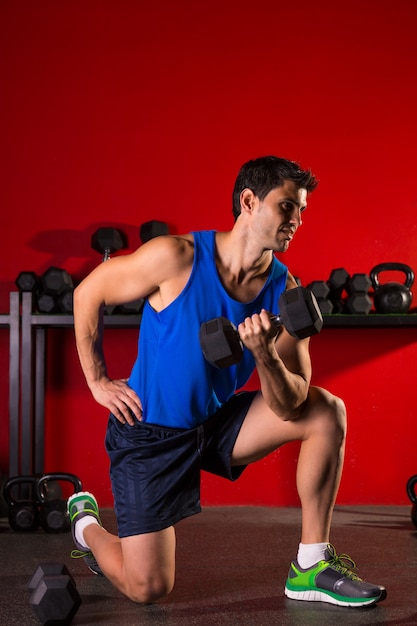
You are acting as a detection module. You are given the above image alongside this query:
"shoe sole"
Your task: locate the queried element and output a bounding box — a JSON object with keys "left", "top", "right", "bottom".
{"left": 285, "top": 587, "right": 383, "bottom": 607}
{"left": 67, "top": 491, "right": 99, "bottom": 516}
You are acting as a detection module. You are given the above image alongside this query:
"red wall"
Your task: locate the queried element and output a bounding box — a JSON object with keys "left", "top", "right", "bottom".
{"left": 1, "top": 0, "right": 417, "bottom": 506}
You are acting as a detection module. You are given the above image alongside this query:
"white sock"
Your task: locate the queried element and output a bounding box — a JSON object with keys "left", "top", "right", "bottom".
{"left": 75, "top": 516, "right": 99, "bottom": 550}
{"left": 297, "top": 542, "right": 329, "bottom": 569}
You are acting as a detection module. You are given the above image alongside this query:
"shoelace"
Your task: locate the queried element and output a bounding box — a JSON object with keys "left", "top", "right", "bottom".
{"left": 326, "top": 544, "right": 362, "bottom": 581}
{"left": 70, "top": 549, "right": 103, "bottom": 576}
{"left": 70, "top": 549, "right": 94, "bottom": 559}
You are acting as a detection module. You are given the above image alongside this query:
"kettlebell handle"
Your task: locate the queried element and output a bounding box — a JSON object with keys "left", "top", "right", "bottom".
{"left": 3, "top": 475, "right": 38, "bottom": 506}
{"left": 37, "top": 472, "right": 83, "bottom": 502}
{"left": 370, "top": 263, "right": 414, "bottom": 289}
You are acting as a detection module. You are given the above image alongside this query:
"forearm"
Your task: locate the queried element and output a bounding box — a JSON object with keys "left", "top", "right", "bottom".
{"left": 73, "top": 286, "right": 108, "bottom": 391}
{"left": 254, "top": 347, "right": 309, "bottom": 421}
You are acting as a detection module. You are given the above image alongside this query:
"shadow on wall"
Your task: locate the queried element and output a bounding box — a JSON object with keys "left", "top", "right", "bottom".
{"left": 1, "top": 220, "right": 174, "bottom": 302}
{"left": 28, "top": 221, "right": 173, "bottom": 278}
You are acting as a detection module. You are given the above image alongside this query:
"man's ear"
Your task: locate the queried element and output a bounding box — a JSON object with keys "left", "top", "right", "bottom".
{"left": 240, "top": 188, "right": 257, "bottom": 214}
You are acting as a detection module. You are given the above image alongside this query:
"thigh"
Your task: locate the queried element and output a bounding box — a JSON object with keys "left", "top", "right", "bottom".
{"left": 231, "top": 386, "right": 336, "bottom": 466}
{"left": 106, "top": 415, "right": 202, "bottom": 536}
{"left": 201, "top": 391, "right": 257, "bottom": 480}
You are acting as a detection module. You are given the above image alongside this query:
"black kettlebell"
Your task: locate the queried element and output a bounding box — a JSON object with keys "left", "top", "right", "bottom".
{"left": 37, "top": 472, "right": 82, "bottom": 533}
{"left": 406, "top": 475, "right": 417, "bottom": 529}
{"left": 3, "top": 475, "right": 40, "bottom": 532}
{"left": 370, "top": 262, "right": 414, "bottom": 313}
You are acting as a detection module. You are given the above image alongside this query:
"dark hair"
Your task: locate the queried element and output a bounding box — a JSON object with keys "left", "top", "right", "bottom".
{"left": 232, "top": 155, "right": 319, "bottom": 219}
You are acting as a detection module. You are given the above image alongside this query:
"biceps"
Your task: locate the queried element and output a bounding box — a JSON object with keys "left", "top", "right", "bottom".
{"left": 79, "top": 253, "right": 159, "bottom": 306}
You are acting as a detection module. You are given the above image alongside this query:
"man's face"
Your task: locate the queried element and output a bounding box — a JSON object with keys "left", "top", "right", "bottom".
{"left": 252, "top": 180, "right": 308, "bottom": 252}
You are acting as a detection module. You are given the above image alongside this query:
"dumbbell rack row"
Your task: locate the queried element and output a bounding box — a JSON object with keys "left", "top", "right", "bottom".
{"left": 2, "top": 291, "right": 417, "bottom": 478}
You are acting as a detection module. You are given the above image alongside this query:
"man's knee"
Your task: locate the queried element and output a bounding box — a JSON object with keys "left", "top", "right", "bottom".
{"left": 125, "top": 574, "right": 174, "bottom": 604}
{"left": 309, "top": 387, "right": 347, "bottom": 442}
{"left": 120, "top": 527, "right": 176, "bottom": 604}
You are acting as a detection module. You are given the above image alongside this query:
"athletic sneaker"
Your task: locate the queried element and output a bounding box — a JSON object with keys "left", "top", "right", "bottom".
{"left": 67, "top": 491, "right": 103, "bottom": 576}
{"left": 285, "top": 544, "right": 386, "bottom": 607}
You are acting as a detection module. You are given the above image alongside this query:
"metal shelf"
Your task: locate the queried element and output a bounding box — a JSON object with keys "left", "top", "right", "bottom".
{"left": 29, "top": 313, "right": 141, "bottom": 328}
{"left": 323, "top": 314, "right": 417, "bottom": 327}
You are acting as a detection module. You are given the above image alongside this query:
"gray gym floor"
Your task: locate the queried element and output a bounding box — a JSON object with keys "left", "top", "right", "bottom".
{"left": 1, "top": 505, "right": 415, "bottom": 625}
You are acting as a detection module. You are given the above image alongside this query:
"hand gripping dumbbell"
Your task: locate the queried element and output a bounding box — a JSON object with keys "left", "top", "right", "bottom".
{"left": 199, "top": 286, "right": 323, "bottom": 369}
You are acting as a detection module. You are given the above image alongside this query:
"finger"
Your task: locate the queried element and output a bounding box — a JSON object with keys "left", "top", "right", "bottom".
{"left": 110, "top": 381, "right": 143, "bottom": 421}
{"left": 112, "top": 402, "right": 138, "bottom": 426}
{"left": 121, "top": 390, "right": 143, "bottom": 421}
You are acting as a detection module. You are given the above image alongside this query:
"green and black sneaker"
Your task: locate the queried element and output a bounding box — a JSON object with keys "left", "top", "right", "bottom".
{"left": 285, "top": 544, "right": 386, "bottom": 607}
{"left": 67, "top": 491, "right": 103, "bottom": 576}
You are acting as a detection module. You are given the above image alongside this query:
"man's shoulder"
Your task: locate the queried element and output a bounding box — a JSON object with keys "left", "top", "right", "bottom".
{"left": 147, "top": 233, "right": 195, "bottom": 272}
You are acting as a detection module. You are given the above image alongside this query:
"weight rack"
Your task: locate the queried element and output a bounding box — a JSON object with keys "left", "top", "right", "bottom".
{"left": 2, "top": 292, "right": 140, "bottom": 478}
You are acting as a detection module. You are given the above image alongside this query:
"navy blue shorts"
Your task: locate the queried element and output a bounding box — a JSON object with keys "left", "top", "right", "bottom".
{"left": 105, "top": 391, "right": 256, "bottom": 537}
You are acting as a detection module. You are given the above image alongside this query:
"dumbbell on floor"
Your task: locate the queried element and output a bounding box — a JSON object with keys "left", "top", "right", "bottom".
{"left": 28, "top": 563, "right": 81, "bottom": 625}
{"left": 199, "top": 286, "right": 323, "bottom": 369}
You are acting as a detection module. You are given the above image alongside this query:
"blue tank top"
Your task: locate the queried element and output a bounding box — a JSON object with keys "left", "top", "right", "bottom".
{"left": 128, "top": 230, "right": 288, "bottom": 428}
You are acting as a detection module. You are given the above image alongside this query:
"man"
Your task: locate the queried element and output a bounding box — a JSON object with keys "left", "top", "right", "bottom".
{"left": 68, "top": 156, "right": 386, "bottom": 607}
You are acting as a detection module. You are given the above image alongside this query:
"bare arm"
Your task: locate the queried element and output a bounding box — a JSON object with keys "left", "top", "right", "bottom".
{"left": 237, "top": 274, "right": 312, "bottom": 421}
{"left": 74, "top": 235, "right": 194, "bottom": 425}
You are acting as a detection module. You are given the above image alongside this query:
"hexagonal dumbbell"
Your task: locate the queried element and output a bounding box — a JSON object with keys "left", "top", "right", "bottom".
{"left": 139, "top": 220, "right": 169, "bottom": 243}
{"left": 200, "top": 286, "right": 323, "bottom": 368}
{"left": 41, "top": 267, "right": 74, "bottom": 296}
{"left": 28, "top": 563, "right": 76, "bottom": 591}
{"left": 346, "top": 293, "right": 373, "bottom": 314}
{"left": 91, "top": 227, "right": 127, "bottom": 262}
{"left": 15, "top": 271, "right": 40, "bottom": 293}
{"left": 328, "top": 268, "right": 350, "bottom": 313}
{"left": 346, "top": 273, "right": 372, "bottom": 314}
{"left": 328, "top": 268, "right": 349, "bottom": 294}
{"left": 36, "top": 293, "right": 58, "bottom": 314}
{"left": 28, "top": 563, "right": 81, "bottom": 625}
{"left": 57, "top": 290, "right": 74, "bottom": 314}
{"left": 306, "top": 281, "right": 334, "bottom": 315}
{"left": 36, "top": 268, "right": 74, "bottom": 314}
{"left": 90, "top": 227, "right": 127, "bottom": 314}
{"left": 347, "top": 273, "right": 372, "bottom": 294}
